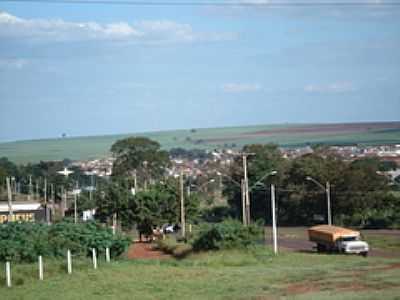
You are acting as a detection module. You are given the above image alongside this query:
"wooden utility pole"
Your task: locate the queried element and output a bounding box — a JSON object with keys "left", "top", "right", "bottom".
{"left": 242, "top": 153, "right": 255, "bottom": 225}
{"left": 35, "top": 181, "right": 39, "bottom": 201}
{"left": 28, "top": 175, "right": 33, "bottom": 201}
{"left": 241, "top": 179, "right": 246, "bottom": 226}
{"left": 6, "top": 177, "right": 13, "bottom": 221}
{"left": 74, "top": 181, "right": 78, "bottom": 224}
{"left": 51, "top": 183, "right": 55, "bottom": 223}
{"left": 44, "top": 178, "right": 49, "bottom": 224}
{"left": 61, "top": 186, "right": 66, "bottom": 218}
{"left": 180, "top": 171, "right": 185, "bottom": 238}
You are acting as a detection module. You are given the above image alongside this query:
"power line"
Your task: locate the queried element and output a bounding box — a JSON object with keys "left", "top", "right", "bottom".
{"left": 0, "top": 0, "right": 400, "bottom": 6}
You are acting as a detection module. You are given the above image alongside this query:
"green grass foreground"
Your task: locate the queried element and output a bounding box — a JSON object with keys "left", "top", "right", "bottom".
{"left": 1, "top": 247, "right": 400, "bottom": 300}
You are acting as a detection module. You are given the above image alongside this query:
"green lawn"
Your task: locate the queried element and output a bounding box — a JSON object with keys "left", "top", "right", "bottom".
{"left": 1, "top": 247, "right": 400, "bottom": 299}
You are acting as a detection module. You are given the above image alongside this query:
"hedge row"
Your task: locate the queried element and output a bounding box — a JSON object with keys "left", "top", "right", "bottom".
{"left": 0, "top": 220, "right": 131, "bottom": 262}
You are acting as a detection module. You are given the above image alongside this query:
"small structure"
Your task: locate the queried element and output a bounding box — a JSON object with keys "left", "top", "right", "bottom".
{"left": 0, "top": 202, "right": 45, "bottom": 224}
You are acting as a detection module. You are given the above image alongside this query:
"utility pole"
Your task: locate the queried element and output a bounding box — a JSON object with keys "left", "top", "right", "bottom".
{"left": 271, "top": 184, "right": 278, "bottom": 255}
{"left": 180, "top": 171, "right": 185, "bottom": 238}
{"left": 51, "top": 183, "right": 55, "bottom": 223}
{"left": 44, "top": 178, "right": 49, "bottom": 224}
{"left": 35, "top": 181, "right": 39, "bottom": 201}
{"left": 28, "top": 175, "right": 33, "bottom": 201}
{"left": 90, "top": 173, "right": 94, "bottom": 203}
{"left": 242, "top": 152, "right": 254, "bottom": 225}
{"left": 241, "top": 179, "right": 246, "bottom": 226}
{"left": 112, "top": 213, "right": 117, "bottom": 235}
{"left": 61, "top": 186, "right": 66, "bottom": 218}
{"left": 6, "top": 177, "right": 13, "bottom": 221}
{"left": 326, "top": 182, "right": 332, "bottom": 226}
{"left": 306, "top": 176, "right": 332, "bottom": 226}
{"left": 74, "top": 181, "right": 78, "bottom": 224}
{"left": 134, "top": 170, "right": 137, "bottom": 192}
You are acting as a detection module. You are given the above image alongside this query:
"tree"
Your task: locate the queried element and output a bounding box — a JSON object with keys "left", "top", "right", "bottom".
{"left": 111, "top": 137, "right": 170, "bottom": 187}
{"left": 94, "top": 179, "right": 136, "bottom": 228}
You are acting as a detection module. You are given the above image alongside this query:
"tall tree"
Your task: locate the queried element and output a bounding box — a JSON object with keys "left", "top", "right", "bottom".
{"left": 111, "top": 137, "right": 170, "bottom": 187}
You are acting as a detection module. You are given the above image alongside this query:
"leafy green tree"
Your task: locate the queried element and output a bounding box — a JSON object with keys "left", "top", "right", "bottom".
{"left": 111, "top": 137, "right": 170, "bottom": 187}
{"left": 95, "top": 179, "right": 136, "bottom": 228}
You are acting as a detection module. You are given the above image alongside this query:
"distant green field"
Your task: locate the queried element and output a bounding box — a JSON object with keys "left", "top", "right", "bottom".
{"left": 1, "top": 122, "right": 399, "bottom": 164}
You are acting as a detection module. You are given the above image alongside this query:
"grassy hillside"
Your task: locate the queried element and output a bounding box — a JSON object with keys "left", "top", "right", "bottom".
{"left": 1, "top": 122, "right": 400, "bottom": 164}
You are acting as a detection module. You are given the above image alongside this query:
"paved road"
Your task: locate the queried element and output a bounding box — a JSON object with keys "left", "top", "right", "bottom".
{"left": 275, "top": 237, "right": 398, "bottom": 258}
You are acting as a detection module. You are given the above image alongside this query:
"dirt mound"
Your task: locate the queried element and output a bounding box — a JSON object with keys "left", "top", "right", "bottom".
{"left": 127, "top": 242, "right": 172, "bottom": 260}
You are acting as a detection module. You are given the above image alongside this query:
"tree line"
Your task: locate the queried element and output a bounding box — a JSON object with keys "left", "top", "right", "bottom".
{"left": 1, "top": 137, "right": 399, "bottom": 230}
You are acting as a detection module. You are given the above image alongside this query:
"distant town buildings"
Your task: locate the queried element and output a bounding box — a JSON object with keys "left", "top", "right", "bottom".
{"left": 69, "top": 144, "right": 400, "bottom": 181}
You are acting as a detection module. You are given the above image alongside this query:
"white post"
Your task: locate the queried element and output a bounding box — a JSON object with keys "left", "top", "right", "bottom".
{"left": 180, "top": 171, "right": 185, "bottom": 238}
{"left": 67, "top": 250, "right": 72, "bottom": 274}
{"left": 38, "top": 256, "right": 44, "bottom": 280}
{"left": 106, "top": 248, "right": 110, "bottom": 263}
{"left": 326, "top": 182, "right": 332, "bottom": 226}
{"left": 189, "top": 224, "right": 192, "bottom": 233}
{"left": 271, "top": 184, "right": 278, "bottom": 255}
{"left": 5, "top": 261, "right": 11, "bottom": 288}
{"left": 92, "top": 248, "right": 97, "bottom": 269}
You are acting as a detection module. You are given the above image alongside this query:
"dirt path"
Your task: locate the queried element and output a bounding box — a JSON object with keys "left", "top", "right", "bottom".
{"left": 126, "top": 242, "right": 172, "bottom": 260}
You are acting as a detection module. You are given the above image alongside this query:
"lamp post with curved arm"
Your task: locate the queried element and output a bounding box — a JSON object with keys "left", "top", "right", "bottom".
{"left": 306, "top": 176, "right": 332, "bottom": 225}
{"left": 217, "top": 172, "right": 246, "bottom": 225}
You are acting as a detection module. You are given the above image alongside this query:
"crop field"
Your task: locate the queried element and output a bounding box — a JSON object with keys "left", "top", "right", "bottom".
{"left": 1, "top": 122, "right": 400, "bottom": 164}
{"left": 1, "top": 247, "right": 400, "bottom": 300}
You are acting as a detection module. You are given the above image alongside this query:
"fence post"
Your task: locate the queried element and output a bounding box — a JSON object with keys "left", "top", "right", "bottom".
{"left": 92, "top": 248, "right": 97, "bottom": 269}
{"left": 105, "top": 247, "right": 110, "bottom": 263}
{"left": 5, "top": 261, "right": 11, "bottom": 288}
{"left": 38, "top": 255, "right": 44, "bottom": 280}
{"left": 67, "top": 250, "right": 72, "bottom": 274}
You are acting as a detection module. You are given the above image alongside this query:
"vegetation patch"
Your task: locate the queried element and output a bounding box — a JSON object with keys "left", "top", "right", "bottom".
{"left": 0, "top": 220, "right": 131, "bottom": 263}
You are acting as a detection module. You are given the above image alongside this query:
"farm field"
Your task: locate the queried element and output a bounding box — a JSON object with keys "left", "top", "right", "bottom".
{"left": 1, "top": 246, "right": 400, "bottom": 300}
{"left": 1, "top": 121, "right": 400, "bottom": 164}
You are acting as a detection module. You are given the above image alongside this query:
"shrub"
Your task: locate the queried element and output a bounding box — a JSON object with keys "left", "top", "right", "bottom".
{"left": 191, "top": 219, "right": 262, "bottom": 251}
{"left": 0, "top": 220, "right": 131, "bottom": 263}
{"left": 155, "top": 237, "right": 193, "bottom": 259}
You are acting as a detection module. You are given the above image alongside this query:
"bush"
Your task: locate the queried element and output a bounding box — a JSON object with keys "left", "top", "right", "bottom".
{"left": 191, "top": 219, "right": 262, "bottom": 251}
{"left": 155, "top": 237, "right": 193, "bottom": 259}
{"left": 0, "top": 220, "right": 131, "bottom": 263}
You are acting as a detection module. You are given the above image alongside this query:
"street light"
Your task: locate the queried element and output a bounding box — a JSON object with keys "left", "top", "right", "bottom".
{"left": 306, "top": 176, "right": 332, "bottom": 226}
{"left": 188, "top": 179, "right": 216, "bottom": 196}
{"left": 216, "top": 172, "right": 246, "bottom": 225}
{"left": 247, "top": 170, "right": 278, "bottom": 226}
{"left": 57, "top": 168, "right": 74, "bottom": 219}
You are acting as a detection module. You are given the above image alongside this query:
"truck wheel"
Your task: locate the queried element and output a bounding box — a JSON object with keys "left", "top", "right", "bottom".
{"left": 361, "top": 252, "right": 368, "bottom": 257}
{"left": 317, "top": 244, "right": 325, "bottom": 253}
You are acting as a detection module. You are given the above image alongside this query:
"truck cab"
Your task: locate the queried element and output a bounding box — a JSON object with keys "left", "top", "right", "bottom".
{"left": 335, "top": 235, "right": 369, "bottom": 256}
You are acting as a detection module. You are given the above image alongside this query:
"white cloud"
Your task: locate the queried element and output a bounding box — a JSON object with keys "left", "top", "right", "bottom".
{"left": 0, "top": 58, "right": 28, "bottom": 69}
{"left": 0, "top": 11, "right": 235, "bottom": 43}
{"left": 304, "top": 82, "right": 357, "bottom": 93}
{"left": 222, "top": 83, "right": 262, "bottom": 93}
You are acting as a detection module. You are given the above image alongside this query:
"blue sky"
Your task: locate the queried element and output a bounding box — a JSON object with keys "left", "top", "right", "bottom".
{"left": 0, "top": 0, "right": 399, "bottom": 142}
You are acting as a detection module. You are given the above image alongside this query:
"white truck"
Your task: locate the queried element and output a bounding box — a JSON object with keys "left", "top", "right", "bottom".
{"left": 308, "top": 225, "right": 369, "bottom": 256}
